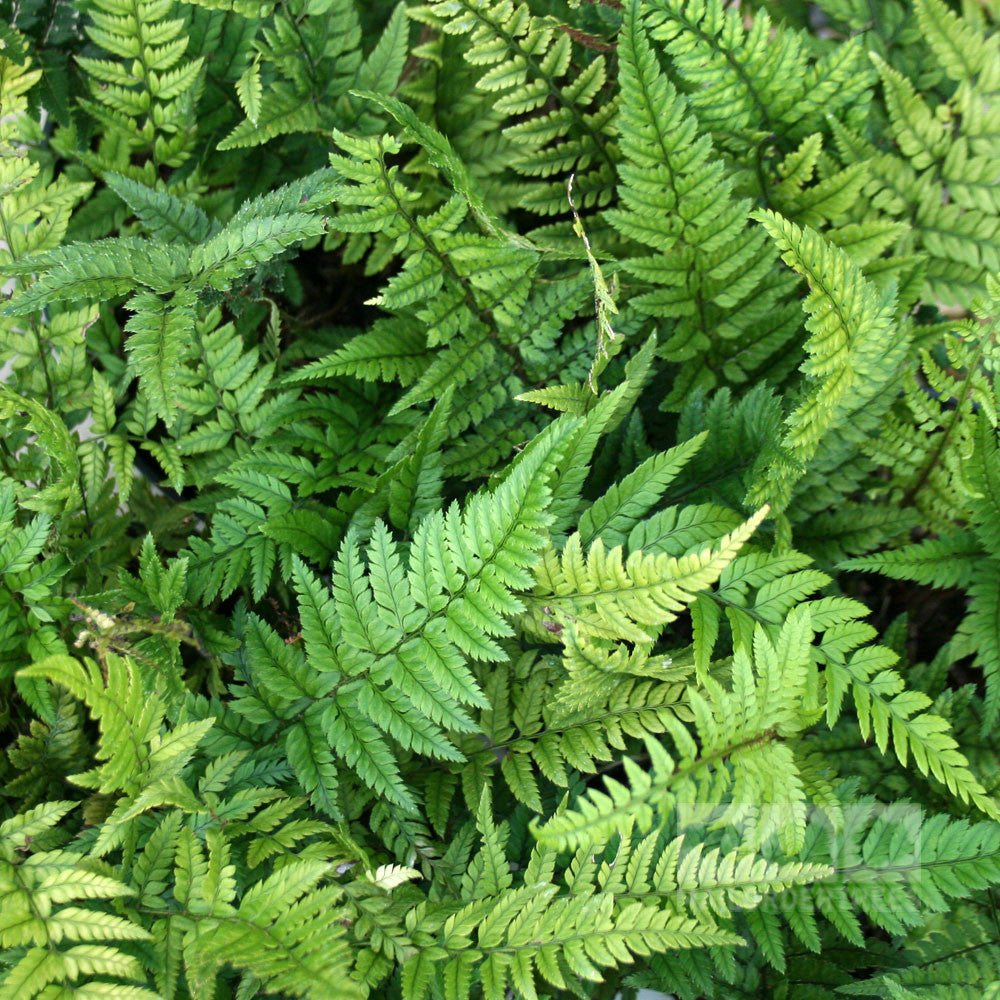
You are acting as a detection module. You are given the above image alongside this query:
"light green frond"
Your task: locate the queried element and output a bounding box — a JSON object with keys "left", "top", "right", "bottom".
{"left": 526, "top": 505, "right": 768, "bottom": 642}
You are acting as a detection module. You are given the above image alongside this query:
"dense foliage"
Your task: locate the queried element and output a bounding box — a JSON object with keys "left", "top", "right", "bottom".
{"left": 2, "top": 0, "right": 1000, "bottom": 996}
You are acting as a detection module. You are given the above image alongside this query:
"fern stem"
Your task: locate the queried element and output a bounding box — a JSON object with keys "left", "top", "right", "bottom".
{"left": 0, "top": 436, "right": 14, "bottom": 477}
{"left": 7, "top": 859, "right": 66, "bottom": 981}
{"left": 282, "top": 0, "right": 322, "bottom": 103}
{"left": 374, "top": 146, "right": 530, "bottom": 384}
{"left": 901, "top": 322, "right": 992, "bottom": 507}
{"left": 915, "top": 933, "right": 1000, "bottom": 969}
{"left": 754, "top": 135, "right": 775, "bottom": 210}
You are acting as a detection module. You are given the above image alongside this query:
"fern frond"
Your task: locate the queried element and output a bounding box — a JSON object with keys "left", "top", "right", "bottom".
{"left": 425, "top": 0, "right": 618, "bottom": 216}
{"left": 104, "top": 173, "right": 215, "bottom": 244}
{"left": 1, "top": 806, "right": 154, "bottom": 999}
{"left": 184, "top": 860, "right": 361, "bottom": 1000}
{"left": 1, "top": 239, "right": 188, "bottom": 314}
{"left": 752, "top": 210, "right": 904, "bottom": 509}
{"left": 842, "top": 534, "right": 981, "bottom": 589}
{"left": 76, "top": 0, "right": 203, "bottom": 172}
{"left": 525, "top": 505, "right": 768, "bottom": 642}
{"left": 644, "top": 0, "right": 872, "bottom": 142}
{"left": 608, "top": 1, "right": 778, "bottom": 383}
{"left": 821, "top": 633, "right": 1000, "bottom": 820}
{"left": 534, "top": 607, "right": 817, "bottom": 852}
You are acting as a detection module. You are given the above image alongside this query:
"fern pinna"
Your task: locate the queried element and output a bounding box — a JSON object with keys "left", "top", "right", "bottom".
{"left": 2, "top": 0, "right": 1000, "bottom": 998}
